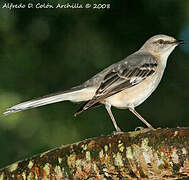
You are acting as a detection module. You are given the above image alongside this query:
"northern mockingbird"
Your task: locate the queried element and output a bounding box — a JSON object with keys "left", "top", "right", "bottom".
{"left": 3, "top": 34, "right": 183, "bottom": 131}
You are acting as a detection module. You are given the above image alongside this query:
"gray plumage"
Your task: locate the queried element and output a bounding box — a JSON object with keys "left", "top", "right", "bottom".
{"left": 3, "top": 52, "right": 157, "bottom": 116}
{"left": 3, "top": 34, "right": 183, "bottom": 131}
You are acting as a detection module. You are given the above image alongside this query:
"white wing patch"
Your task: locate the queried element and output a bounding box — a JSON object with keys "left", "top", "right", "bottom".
{"left": 129, "top": 77, "right": 143, "bottom": 85}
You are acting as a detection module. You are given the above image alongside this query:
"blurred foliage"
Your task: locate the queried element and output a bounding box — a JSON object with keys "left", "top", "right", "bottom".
{"left": 0, "top": 1, "right": 189, "bottom": 177}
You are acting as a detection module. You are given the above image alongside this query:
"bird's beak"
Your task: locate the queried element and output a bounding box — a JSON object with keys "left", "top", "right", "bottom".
{"left": 173, "top": 40, "right": 184, "bottom": 45}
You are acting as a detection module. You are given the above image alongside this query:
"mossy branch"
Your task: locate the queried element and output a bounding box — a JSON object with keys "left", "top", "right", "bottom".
{"left": 0, "top": 128, "right": 189, "bottom": 179}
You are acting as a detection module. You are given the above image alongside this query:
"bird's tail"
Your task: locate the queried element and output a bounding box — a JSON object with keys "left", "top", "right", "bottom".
{"left": 3, "top": 86, "right": 96, "bottom": 116}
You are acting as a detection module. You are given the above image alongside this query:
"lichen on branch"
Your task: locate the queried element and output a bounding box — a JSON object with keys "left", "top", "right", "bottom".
{"left": 0, "top": 128, "right": 189, "bottom": 179}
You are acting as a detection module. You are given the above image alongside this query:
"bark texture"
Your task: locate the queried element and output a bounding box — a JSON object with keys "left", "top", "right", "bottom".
{"left": 0, "top": 128, "right": 189, "bottom": 180}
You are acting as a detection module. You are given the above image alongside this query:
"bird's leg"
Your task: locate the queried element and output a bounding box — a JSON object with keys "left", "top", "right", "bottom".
{"left": 129, "top": 107, "right": 155, "bottom": 130}
{"left": 105, "top": 103, "right": 122, "bottom": 132}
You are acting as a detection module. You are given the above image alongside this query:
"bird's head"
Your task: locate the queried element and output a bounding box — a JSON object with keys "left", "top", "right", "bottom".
{"left": 140, "top": 34, "right": 183, "bottom": 59}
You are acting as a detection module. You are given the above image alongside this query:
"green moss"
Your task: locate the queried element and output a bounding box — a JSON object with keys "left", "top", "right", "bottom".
{"left": 90, "top": 149, "right": 99, "bottom": 158}
{"left": 62, "top": 158, "right": 72, "bottom": 178}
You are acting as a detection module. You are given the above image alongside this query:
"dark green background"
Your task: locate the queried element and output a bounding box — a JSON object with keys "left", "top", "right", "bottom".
{"left": 0, "top": 0, "right": 189, "bottom": 177}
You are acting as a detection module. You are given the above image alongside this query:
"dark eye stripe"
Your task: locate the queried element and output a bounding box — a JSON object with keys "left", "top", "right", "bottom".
{"left": 164, "top": 41, "right": 173, "bottom": 44}
{"left": 157, "top": 40, "right": 172, "bottom": 45}
{"left": 158, "top": 39, "right": 164, "bottom": 44}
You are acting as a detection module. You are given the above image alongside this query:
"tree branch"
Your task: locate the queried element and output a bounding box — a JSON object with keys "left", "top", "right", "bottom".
{"left": 0, "top": 128, "right": 189, "bottom": 179}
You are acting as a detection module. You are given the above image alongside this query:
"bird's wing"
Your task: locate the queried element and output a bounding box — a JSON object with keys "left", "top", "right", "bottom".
{"left": 75, "top": 53, "right": 157, "bottom": 115}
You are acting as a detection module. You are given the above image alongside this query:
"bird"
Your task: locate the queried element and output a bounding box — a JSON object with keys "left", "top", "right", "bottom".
{"left": 3, "top": 34, "right": 183, "bottom": 132}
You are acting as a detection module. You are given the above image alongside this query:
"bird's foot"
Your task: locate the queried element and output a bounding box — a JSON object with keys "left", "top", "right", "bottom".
{"left": 112, "top": 127, "right": 123, "bottom": 135}
{"left": 135, "top": 126, "right": 156, "bottom": 131}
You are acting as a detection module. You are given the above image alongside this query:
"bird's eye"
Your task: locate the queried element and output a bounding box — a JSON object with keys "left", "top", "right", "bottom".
{"left": 157, "top": 39, "right": 165, "bottom": 44}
